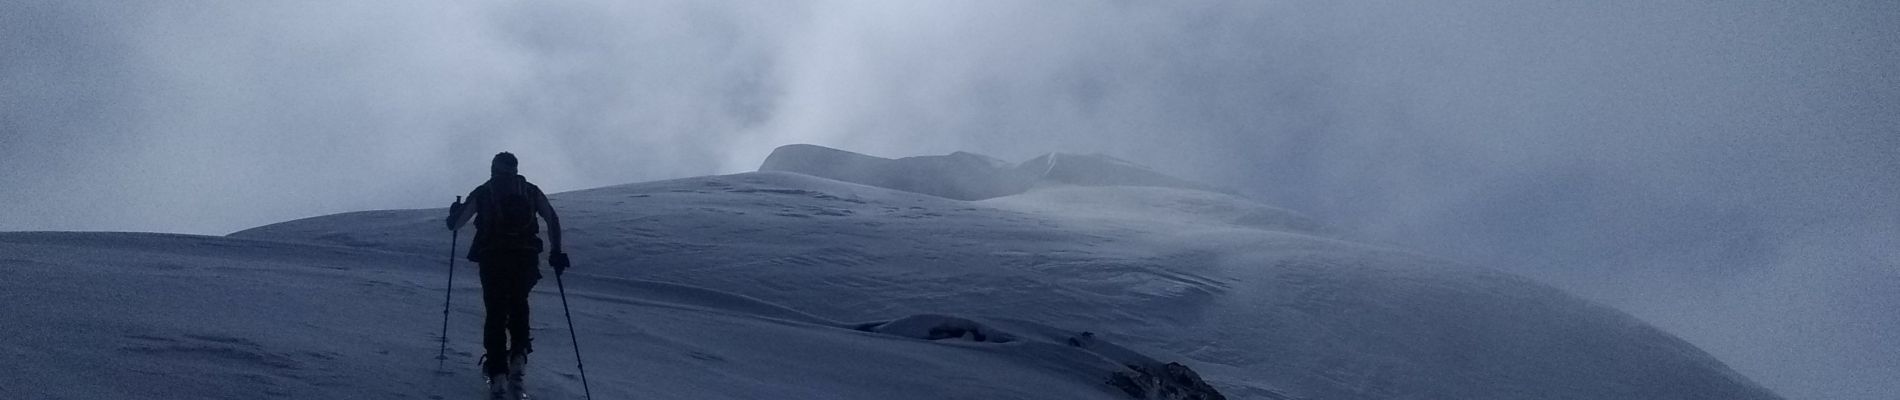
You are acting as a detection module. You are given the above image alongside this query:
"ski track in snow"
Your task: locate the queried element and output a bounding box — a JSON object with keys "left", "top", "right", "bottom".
{"left": 6, "top": 170, "right": 1781, "bottom": 399}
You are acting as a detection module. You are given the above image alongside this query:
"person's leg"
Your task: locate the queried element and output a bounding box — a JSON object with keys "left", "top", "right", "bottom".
{"left": 478, "top": 262, "right": 510, "bottom": 376}
{"left": 507, "top": 255, "right": 541, "bottom": 356}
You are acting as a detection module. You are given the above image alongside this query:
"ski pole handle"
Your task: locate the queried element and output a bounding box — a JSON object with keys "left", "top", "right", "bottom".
{"left": 448, "top": 196, "right": 466, "bottom": 232}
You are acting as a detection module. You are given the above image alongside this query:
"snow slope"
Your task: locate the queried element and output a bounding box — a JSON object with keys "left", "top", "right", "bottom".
{"left": 6, "top": 145, "right": 1779, "bottom": 399}
{"left": 2, "top": 231, "right": 1160, "bottom": 399}
{"left": 222, "top": 161, "right": 1780, "bottom": 399}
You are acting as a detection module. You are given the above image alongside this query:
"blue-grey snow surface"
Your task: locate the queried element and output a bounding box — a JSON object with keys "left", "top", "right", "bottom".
{"left": 6, "top": 169, "right": 1779, "bottom": 399}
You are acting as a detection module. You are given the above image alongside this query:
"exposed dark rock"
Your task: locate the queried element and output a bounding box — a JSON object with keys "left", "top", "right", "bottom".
{"left": 857, "top": 314, "right": 1017, "bottom": 343}
{"left": 1108, "top": 362, "right": 1228, "bottom": 400}
{"left": 1067, "top": 331, "right": 1097, "bottom": 348}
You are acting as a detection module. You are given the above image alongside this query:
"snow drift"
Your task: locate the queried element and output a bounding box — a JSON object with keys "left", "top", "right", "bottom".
{"left": 7, "top": 144, "right": 1780, "bottom": 400}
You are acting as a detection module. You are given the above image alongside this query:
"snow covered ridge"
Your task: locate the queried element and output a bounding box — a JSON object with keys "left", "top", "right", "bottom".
{"left": 759, "top": 144, "right": 1225, "bottom": 200}
{"left": 11, "top": 147, "right": 1780, "bottom": 399}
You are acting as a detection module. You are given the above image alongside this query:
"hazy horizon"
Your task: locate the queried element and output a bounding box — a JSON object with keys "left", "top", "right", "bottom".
{"left": 5, "top": 1, "right": 1896, "bottom": 398}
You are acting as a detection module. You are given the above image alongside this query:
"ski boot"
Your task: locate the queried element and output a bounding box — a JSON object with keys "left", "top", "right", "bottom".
{"left": 487, "top": 372, "right": 509, "bottom": 400}
{"left": 507, "top": 350, "right": 529, "bottom": 399}
{"left": 481, "top": 353, "right": 511, "bottom": 400}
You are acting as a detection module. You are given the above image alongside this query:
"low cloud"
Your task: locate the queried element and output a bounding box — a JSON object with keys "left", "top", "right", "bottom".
{"left": 3, "top": 1, "right": 1895, "bottom": 398}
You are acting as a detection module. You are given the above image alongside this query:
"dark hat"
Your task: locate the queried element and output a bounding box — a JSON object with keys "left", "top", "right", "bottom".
{"left": 491, "top": 152, "right": 519, "bottom": 176}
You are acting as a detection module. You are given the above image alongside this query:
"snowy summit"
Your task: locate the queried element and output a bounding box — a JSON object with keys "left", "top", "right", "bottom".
{"left": 5, "top": 144, "right": 1779, "bottom": 399}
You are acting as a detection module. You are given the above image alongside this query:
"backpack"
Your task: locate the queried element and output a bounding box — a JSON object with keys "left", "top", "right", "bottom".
{"left": 475, "top": 175, "right": 542, "bottom": 256}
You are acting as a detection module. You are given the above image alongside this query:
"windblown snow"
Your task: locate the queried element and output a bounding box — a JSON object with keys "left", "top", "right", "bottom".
{"left": 2, "top": 145, "right": 1780, "bottom": 400}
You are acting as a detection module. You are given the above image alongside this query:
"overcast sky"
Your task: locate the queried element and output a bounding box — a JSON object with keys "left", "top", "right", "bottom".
{"left": 4, "top": 1, "right": 1896, "bottom": 398}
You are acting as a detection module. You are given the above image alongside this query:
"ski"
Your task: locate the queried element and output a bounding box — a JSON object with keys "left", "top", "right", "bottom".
{"left": 510, "top": 377, "right": 529, "bottom": 400}
{"left": 484, "top": 376, "right": 518, "bottom": 400}
{"left": 484, "top": 376, "right": 528, "bottom": 400}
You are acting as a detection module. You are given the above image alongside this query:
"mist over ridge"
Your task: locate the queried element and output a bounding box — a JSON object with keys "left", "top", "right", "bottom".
{"left": 3, "top": 1, "right": 1896, "bottom": 398}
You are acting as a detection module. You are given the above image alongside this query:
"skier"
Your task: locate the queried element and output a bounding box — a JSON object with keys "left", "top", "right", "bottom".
{"left": 447, "top": 152, "right": 570, "bottom": 399}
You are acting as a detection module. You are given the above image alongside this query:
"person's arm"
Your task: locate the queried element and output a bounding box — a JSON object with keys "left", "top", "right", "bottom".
{"left": 447, "top": 188, "right": 481, "bottom": 231}
{"left": 536, "top": 189, "right": 562, "bottom": 253}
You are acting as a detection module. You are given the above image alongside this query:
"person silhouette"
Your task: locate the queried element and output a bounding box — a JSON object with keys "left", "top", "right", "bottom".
{"left": 447, "top": 151, "right": 569, "bottom": 398}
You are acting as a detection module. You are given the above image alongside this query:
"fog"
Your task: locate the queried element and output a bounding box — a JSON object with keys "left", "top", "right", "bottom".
{"left": 3, "top": 1, "right": 1895, "bottom": 398}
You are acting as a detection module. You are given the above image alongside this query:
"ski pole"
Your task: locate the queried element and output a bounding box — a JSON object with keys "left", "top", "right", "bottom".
{"left": 438, "top": 196, "right": 460, "bottom": 362}
{"left": 555, "top": 271, "right": 593, "bottom": 400}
